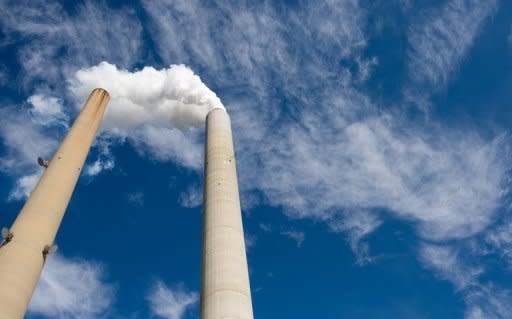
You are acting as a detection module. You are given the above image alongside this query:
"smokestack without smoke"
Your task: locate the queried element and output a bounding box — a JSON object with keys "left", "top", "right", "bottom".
{"left": 0, "top": 89, "right": 110, "bottom": 319}
{"left": 200, "top": 109, "right": 254, "bottom": 319}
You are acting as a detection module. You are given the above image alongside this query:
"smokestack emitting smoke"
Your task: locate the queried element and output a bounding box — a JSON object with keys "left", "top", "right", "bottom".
{"left": 0, "top": 89, "right": 109, "bottom": 319}
{"left": 70, "top": 62, "right": 224, "bottom": 130}
{"left": 72, "top": 63, "right": 254, "bottom": 316}
{"left": 0, "top": 62, "right": 253, "bottom": 317}
{"left": 201, "top": 109, "right": 254, "bottom": 319}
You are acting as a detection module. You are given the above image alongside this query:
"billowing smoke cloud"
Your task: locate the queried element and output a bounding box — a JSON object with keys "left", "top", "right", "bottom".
{"left": 69, "top": 62, "right": 224, "bottom": 129}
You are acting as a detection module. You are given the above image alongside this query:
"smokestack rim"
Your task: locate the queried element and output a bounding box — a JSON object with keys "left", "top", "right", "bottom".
{"left": 206, "top": 107, "right": 227, "bottom": 119}
{"left": 206, "top": 107, "right": 230, "bottom": 123}
{"left": 206, "top": 107, "right": 231, "bottom": 132}
{"left": 207, "top": 106, "right": 226, "bottom": 114}
{"left": 91, "top": 87, "right": 110, "bottom": 97}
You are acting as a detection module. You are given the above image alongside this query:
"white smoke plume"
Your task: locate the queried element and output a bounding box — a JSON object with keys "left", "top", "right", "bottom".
{"left": 69, "top": 62, "right": 224, "bottom": 129}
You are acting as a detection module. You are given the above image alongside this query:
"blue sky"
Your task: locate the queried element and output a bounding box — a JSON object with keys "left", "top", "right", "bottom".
{"left": 1, "top": 0, "right": 512, "bottom": 318}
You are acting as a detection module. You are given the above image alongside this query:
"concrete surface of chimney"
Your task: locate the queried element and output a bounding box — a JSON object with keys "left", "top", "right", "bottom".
{"left": 0, "top": 89, "right": 110, "bottom": 319}
{"left": 200, "top": 108, "right": 254, "bottom": 319}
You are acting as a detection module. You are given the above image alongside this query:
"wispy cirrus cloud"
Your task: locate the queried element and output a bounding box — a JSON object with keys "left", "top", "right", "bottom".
{"left": 244, "top": 94, "right": 508, "bottom": 242}
{"left": 142, "top": 0, "right": 368, "bottom": 93}
{"left": 0, "top": 0, "right": 144, "bottom": 191}
{"left": 0, "top": 105, "right": 58, "bottom": 200}
{"left": 141, "top": 4, "right": 512, "bottom": 318}
{"left": 508, "top": 25, "right": 512, "bottom": 46}
{"left": 329, "top": 211, "right": 382, "bottom": 265}
{"left": 280, "top": 230, "right": 305, "bottom": 248}
{"left": 8, "top": 171, "right": 42, "bottom": 201}
{"left": 465, "top": 285, "right": 512, "bottom": 319}
{"left": 419, "top": 242, "right": 512, "bottom": 319}
{"left": 127, "top": 191, "right": 145, "bottom": 207}
{"left": 128, "top": 126, "right": 203, "bottom": 171}
{"left": 0, "top": 0, "right": 142, "bottom": 88}
{"left": 245, "top": 233, "right": 258, "bottom": 250}
{"left": 0, "top": 108, "right": 57, "bottom": 174}
{"left": 84, "top": 158, "right": 115, "bottom": 177}
{"left": 484, "top": 213, "right": 512, "bottom": 269}
{"left": 407, "top": 0, "right": 498, "bottom": 89}
{"left": 27, "top": 95, "right": 68, "bottom": 127}
{"left": 147, "top": 281, "right": 198, "bottom": 319}
{"left": 29, "top": 254, "right": 114, "bottom": 319}
{"left": 419, "top": 243, "right": 483, "bottom": 291}
{"left": 74, "top": 1, "right": 511, "bottom": 277}
{"left": 1, "top": 2, "right": 511, "bottom": 318}
{"left": 178, "top": 185, "right": 203, "bottom": 208}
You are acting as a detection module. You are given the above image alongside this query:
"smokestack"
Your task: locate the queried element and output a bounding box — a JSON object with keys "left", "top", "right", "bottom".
{"left": 200, "top": 109, "right": 254, "bottom": 319}
{"left": 0, "top": 89, "right": 110, "bottom": 319}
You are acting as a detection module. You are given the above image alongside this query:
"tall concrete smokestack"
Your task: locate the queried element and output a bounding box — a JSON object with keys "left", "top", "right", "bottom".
{"left": 200, "top": 109, "right": 254, "bottom": 319}
{"left": 0, "top": 89, "right": 109, "bottom": 319}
